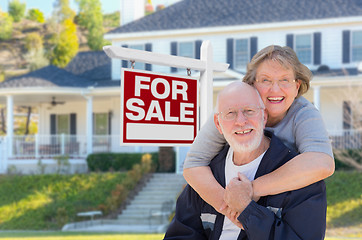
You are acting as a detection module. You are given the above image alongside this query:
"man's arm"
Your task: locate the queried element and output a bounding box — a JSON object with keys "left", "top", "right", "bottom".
{"left": 225, "top": 173, "right": 326, "bottom": 240}
{"left": 238, "top": 183, "right": 326, "bottom": 240}
{"left": 164, "top": 185, "right": 208, "bottom": 240}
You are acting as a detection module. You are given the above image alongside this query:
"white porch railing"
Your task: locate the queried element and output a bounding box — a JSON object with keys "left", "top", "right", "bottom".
{"left": 329, "top": 129, "right": 362, "bottom": 150}
{"left": 9, "top": 134, "right": 158, "bottom": 159}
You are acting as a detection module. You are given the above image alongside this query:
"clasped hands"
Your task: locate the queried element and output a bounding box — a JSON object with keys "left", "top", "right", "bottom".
{"left": 220, "top": 172, "right": 257, "bottom": 229}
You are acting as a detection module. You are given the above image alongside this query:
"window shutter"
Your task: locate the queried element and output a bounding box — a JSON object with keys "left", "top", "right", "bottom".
{"left": 313, "top": 32, "right": 321, "bottom": 65}
{"left": 342, "top": 30, "right": 350, "bottom": 64}
{"left": 195, "top": 40, "right": 202, "bottom": 60}
{"left": 122, "top": 45, "right": 128, "bottom": 68}
{"left": 286, "top": 34, "right": 294, "bottom": 49}
{"left": 145, "top": 43, "right": 152, "bottom": 71}
{"left": 70, "top": 113, "right": 76, "bottom": 135}
{"left": 227, "top": 38, "right": 234, "bottom": 69}
{"left": 50, "top": 114, "right": 56, "bottom": 135}
{"left": 50, "top": 114, "right": 56, "bottom": 144}
{"left": 250, "top": 37, "right": 258, "bottom": 61}
{"left": 343, "top": 101, "right": 352, "bottom": 129}
{"left": 108, "top": 111, "right": 112, "bottom": 135}
{"left": 171, "top": 42, "right": 178, "bottom": 72}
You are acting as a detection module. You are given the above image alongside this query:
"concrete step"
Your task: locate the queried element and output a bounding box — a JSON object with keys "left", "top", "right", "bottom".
{"left": 117, "top": 173, "right": 185, "bottom": 226}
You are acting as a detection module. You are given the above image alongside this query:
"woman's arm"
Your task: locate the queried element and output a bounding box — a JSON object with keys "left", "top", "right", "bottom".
{"left": 252, "top": 151, "right": 334, "bottom": 199}
{"left": 183, "top": 114, "right": 227, "bottom": 210}
{"left": 183, "top": 166, "right": 225, "bottom": 210}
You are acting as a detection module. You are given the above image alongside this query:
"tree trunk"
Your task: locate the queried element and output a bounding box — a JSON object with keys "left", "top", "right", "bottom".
{"left": 24, "top": 106, "right": 32, "bottom": 135}
{"left": 0, "top": 108, "right": 6, "bottom": 134}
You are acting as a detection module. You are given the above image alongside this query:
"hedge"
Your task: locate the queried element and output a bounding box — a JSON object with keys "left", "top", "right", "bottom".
{"left": 86, "top": 152, "right": 159, "bottom": 172}
{"left": 333, "top": 149, "right": 361, "bottom": 170}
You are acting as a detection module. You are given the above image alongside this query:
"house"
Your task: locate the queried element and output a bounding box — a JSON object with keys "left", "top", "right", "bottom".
{"left": 105, "top": 0, "right": 362, "bottom": 144}
{"left": 0, "top": 0, "right": 361, "bottom": 174}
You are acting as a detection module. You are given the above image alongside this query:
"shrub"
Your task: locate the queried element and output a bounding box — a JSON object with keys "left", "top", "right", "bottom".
{"left": 8, "top": 0, "right": 26, "bottom": 22}
{"left": 0, "top": 11, "right": 13, "bottom": 40}
{"left": 24, "top": 32, "right": 43, "bottom": 52}
{"left": 333, "top": 148, "right": 361, "bottom": 170}
{"left": 26, "top": 8, "right": 45, "bottom": 23}
{"left": 86, "top": 152, "right": 158, "bottom": 172}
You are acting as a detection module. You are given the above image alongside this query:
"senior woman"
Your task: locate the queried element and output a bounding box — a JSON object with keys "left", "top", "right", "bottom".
{"left": 183, "top": 45, "right": 335, "bottom": 221}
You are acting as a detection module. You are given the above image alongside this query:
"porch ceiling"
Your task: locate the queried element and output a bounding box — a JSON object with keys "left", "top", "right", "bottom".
{"left": 0, "top": 87, "right": 121, "bottom": 106}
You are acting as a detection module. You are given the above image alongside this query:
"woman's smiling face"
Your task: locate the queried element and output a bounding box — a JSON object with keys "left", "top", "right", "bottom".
{"left": 254, "top": 59, "right": 300, "bottom": 126}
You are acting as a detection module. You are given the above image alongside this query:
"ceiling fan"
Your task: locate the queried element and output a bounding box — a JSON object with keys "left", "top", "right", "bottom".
{"left": 50, "top": 97, "right": 65, "bottom": 106}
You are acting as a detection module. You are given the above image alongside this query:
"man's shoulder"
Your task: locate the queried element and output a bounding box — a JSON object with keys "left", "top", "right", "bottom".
{"left": 209, "top": 144, "right": 230, "bottom": 168}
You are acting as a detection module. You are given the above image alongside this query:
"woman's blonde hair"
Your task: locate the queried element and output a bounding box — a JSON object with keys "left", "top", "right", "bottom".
{"left": 243, "top": 45, "right": 312, "bottom": 98}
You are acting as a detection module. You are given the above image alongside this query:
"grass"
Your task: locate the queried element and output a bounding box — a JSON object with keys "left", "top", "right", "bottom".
{"left": 0, "top": 232, "right": 358, "bottom": 240}
{"left": 0, "top": 170, "right": 359, "bottom": 239}
{"left": 0, "top": 232, "right": 165, "bottom": 239}
{"left": 0, "top": 173, "right": 128, "bottom": 230}
{"left": 325, "top": 171, "right": 362, "bottom": 229}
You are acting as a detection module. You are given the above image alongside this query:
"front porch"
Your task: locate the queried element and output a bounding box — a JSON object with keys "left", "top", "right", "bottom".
{"left": 0, "top": 134, "right": 159, "bottom": 174}
{"left": 0, "top": 129, "right": 360, "bottom": 174}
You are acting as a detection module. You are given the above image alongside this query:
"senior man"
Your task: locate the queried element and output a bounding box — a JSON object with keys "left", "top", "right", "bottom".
{"left": 164, "top": 82, "right": 326, "bottom": 240}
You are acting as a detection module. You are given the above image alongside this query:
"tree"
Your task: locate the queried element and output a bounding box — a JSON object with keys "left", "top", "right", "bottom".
{"left": 48, "top": 0, "right": 78, "bottom": 68}
{"left": 49, "top": 19, "right": 79, "bottom": 68}
{"left": 75, "top": 0, "right": 105, "bottom": 50}
{"left": 26, "top": 8, "right": 45, "bottom": 23}
{"left": 52, "top": 0, "right": 75, "bottom": 23}
{"left": 8, "top": 0, "right": 26, "bottom": 22}
{"left": 0, "top": 9, "right": 13, "bottom": 40}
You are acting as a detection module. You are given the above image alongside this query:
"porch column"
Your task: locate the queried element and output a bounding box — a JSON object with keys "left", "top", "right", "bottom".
{"left": 6, "top": 95, "right": 14, "bottom": 158}
{"left": 86, "top": 96, "right": 93, "bottom": 154}
{"left": 313, "top": 86, "right": 321, "bottom": 110}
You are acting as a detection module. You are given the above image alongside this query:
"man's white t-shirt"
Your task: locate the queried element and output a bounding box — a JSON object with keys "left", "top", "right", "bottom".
{"left": 219, "top": 147, "right": 266, "bottom": 240}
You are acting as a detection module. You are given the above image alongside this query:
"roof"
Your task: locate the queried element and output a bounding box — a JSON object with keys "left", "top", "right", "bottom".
{"left": 108, "top": 0, "right": 362, "bottom": 34}
{"left": 0, "top": 65, "right": 94, "bottom": 88}
{"left": 65, "top": 51, "right": 111, "bottom": 81}
{"left": 0, "top": 51, "right": 118, "bottom": 89}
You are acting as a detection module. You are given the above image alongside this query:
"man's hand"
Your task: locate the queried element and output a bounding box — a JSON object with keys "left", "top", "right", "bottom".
{"left": 224, "top": 172, "right": 253, "bottom": 213}
{"left": 219, "top": 201, "right": 243, "bottom": 229}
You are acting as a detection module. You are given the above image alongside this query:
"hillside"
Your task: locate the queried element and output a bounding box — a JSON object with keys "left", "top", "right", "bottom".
{"left": 0, "top": 13, "right": 119, "bottom": 82}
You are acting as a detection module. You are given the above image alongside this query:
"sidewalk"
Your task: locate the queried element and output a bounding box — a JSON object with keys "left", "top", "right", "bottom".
{"left": 62, "top": 219, "right": 168, "bottom": 233}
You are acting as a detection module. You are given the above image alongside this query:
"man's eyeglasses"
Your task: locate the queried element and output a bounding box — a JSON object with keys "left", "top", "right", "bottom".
{"left": 255, "top": 78, "right": 296, "bottom": 88}
{"left": 217, "top": 106, "right": 264, "bottom": 121}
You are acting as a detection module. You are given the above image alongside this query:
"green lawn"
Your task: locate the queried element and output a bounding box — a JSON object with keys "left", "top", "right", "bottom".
{"left": 0, "top": 232, "right": 359, "bottom": 240}
{"left": 0, "top": 232, "right": 165, "bottom": 239}
{"left": 0, "top": 170, "right": 359, "bottom": 239}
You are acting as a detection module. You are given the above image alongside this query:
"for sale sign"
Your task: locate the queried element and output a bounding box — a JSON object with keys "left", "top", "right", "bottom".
{"left": 121, "top": 69, "right": 199, "bottom": 145}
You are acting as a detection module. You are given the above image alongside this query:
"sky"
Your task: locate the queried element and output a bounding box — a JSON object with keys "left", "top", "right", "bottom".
{"left": 0, "top": 0, "right": 180, "bottom": 17}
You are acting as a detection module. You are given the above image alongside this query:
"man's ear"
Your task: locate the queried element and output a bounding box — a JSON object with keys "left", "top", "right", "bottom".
{"left": 214, "top": 114, "right": 224, "bottom": 135}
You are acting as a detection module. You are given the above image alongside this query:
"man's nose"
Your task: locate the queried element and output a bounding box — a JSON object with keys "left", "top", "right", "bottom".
{"left": 235, "top": 111, "right": 247, "bottom": 124}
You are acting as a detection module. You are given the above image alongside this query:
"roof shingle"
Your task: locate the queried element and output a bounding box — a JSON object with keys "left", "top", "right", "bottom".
{"left": 108, "top": 0, "right": 362, "bottom": 34}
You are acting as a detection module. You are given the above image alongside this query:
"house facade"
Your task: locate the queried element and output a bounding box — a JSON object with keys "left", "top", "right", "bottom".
{"left": 105, "top": 0, "right": 362, "bottom": 144}
{"left": 0, "top": 0, "right": 361, "bottom": 173}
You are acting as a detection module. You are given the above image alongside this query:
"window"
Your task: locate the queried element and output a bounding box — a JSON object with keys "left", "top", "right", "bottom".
{"left": 57, "top": 114, "right": 69, "bottom": 134}
{"left": 129, "top": 44, "right": 145, "bottom": 69}
{"left": 234, "top": 39, "right": 249, "bottom": 69}
{"left": 352, "top": 31, "right": 362, "bottom": 62}
{"left": 295, "top": 34, "right": 312, "bottom": 64}
{"left": 93, "top": 113, "right": 108, "bottom": 135}
{"left": 179, "top": 42, "right": 194, "bottom": 59}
